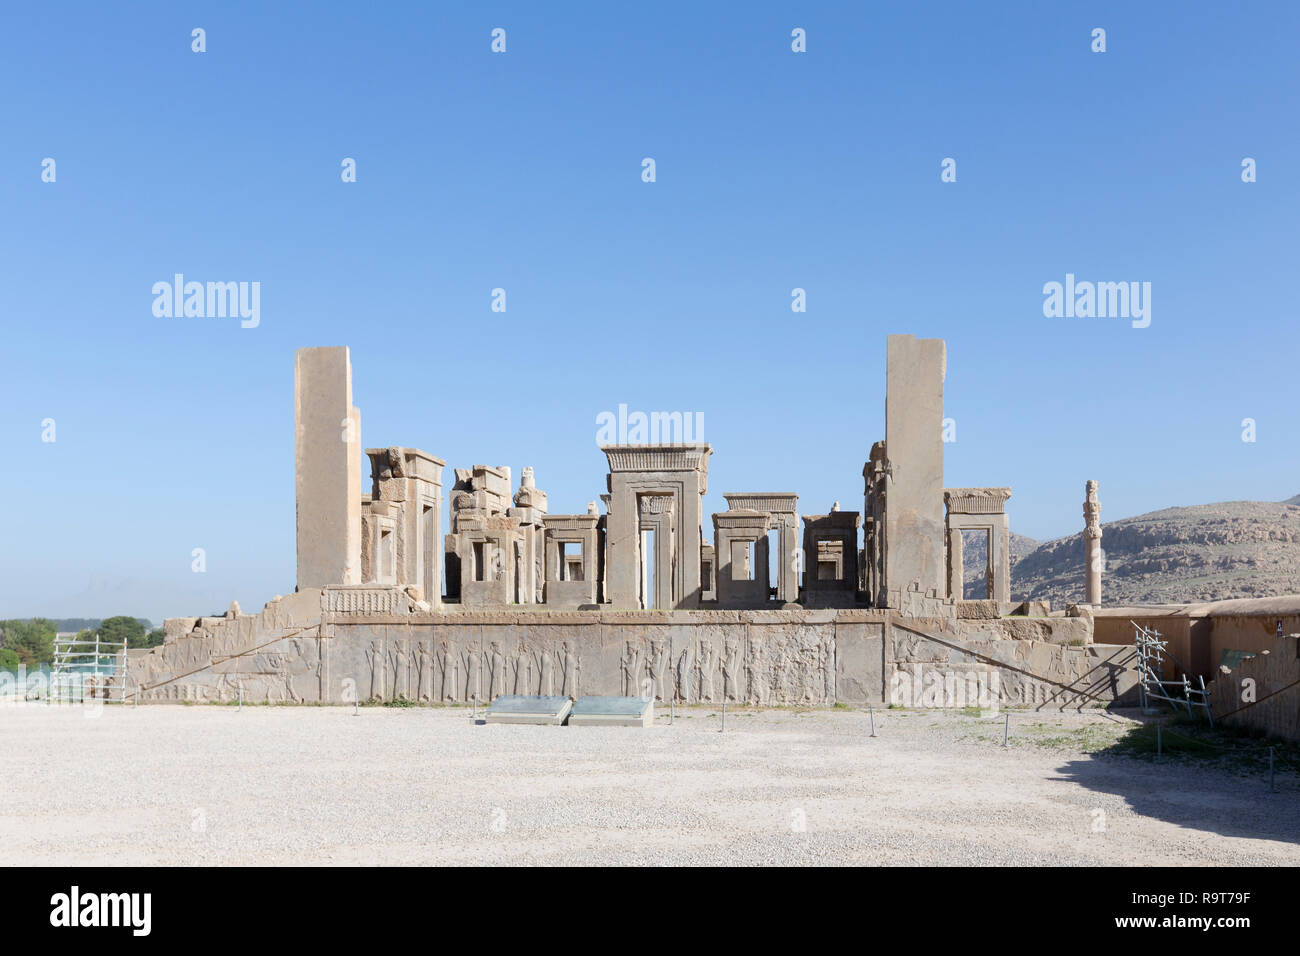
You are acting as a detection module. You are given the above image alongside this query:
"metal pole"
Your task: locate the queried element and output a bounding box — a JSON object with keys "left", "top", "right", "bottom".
{"left": 472, "top": 694, "right": 477, "bottom": 720}
{"left": 869, "top": 705, "right": 877, "bottom": 738}
{"left": 353, "top": 693, "right": 358, "bottom": 717}
{"left": 669, "top": 633, "right": 675, "bottom": 725}
{"left": 238, "top": 681, "right": 243, "bottom": 712}
{"left": 1002, "top": 712, "right": 1010, "bottom": 747}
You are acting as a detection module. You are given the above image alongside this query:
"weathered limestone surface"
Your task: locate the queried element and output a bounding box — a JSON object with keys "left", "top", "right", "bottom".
{"left": 712, "top": 509, "right": 772, "bottom": 608}
{"left": 944, "top": 487, "right": 1012, "bottom": 603}
{"left": 801, "top": 510, "right": 861, "bottom": 606}
{"left": 543, "top": 512, "right": 599, "bottom": 608}
{"left": 883, "top": 334, "right": 946, "bottom": 608}
{"left": 1084, "top": 479, "right": 1102, "bottom": 605}
{"left": 124, "top": 594, "right": 1136, "bottom": 711}
{"left": 295, "top": 347, "right": 361, "bottom": 589}
{"left": 1208, "top": 633, "right": 1300, "bottom": 741}
{"left": 135, "top": 338, "right": 1154, "bottom": 712}
{"left": 889, "top": 618, "right": 1139, "bottom": 709}
{"left": 361, "top": 446, "right": 444, "bottom": 603}
{"left": 602, "top": 444, "right": 710, "bottom": 610}
{"left": 720, "top": 494, "right": 800, "bottom": 603}
{"left": 127, "top": 589, "right": 323, "bottom": 702}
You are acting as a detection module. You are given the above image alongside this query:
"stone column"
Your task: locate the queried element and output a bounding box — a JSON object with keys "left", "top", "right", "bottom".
{"left": 947, "top": 525, "right": 964, "bottom": 599}
{"left": 997, "top": 512, "right": 1011, "bottom": 604}
{"left": 777, "top": 513, "right": 800, "bottom": 604}
{"left": 883, "top": 335, "right": 946, "bottom": 604}
{"left": 294, "top": 347, "right": 361, "bottom": 589}
{"left": 1084, "top": 479, "right": 1102, "bottom": 605}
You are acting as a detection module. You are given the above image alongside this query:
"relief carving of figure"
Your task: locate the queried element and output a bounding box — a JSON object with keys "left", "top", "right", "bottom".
{"left": 465, "top": 647, "right": 483, "bottom": 701}
{"left": 366, "top": 639, "right": 385, "bottom": 701}
{"left": 393, "top": 639, "right": 411, "bottom": 699}
{"left": 561, "top": 641, "right": 580, "bottom": 697}
{"left": 514, "top": 642, "right": 533, "bottom": 694}
{"left": 746, "top": 636, "right": 767, "bottom": 706}
{"left": 822, "top": 635, "right": 835, "bottom": 703}
{"left": 621, "top": 640, "right": 642, "bottom": 696}
{"left": 698, "top": 641, "right": 717, "bottom": 702}
{"left": 777, "top": 644, "right": 796, "bottom": 701}
{"left": 440, "top": 642, "right": 458, "bottom": 701}
{"left": 488, "top": 641, "right": 505, "bottom": 699}
{"left": 722, "top": 637, "right": 740, "bottom": 702}
{"left": 800, "top": 635, "right": 816, "bottom": 703}
{"left": 675, "top": 647, "right": 692, "bottom": 702}
{"left": 538, "top": 647, "right": 555, "bottom": 696}
{"left": 290, "top": 637, "right": 319, "bottom": 703}
{"left": 648, "top": 639, "right": 667, "bottom": 700}
{"left": 417, "top": 642, "right": 433, "bottom": 702}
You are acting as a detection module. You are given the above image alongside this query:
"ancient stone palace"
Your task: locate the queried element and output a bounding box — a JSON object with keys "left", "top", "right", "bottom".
{"left": 126, "top": 336, "right": 1140, "bottom": 709}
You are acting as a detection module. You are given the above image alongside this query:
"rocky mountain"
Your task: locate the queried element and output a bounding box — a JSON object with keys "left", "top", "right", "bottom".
{"left": 959, "top": 531, "right": 1041, "bottom": 599}
{"left": 971, "top": 496, "right": 1300, "bottom": 606}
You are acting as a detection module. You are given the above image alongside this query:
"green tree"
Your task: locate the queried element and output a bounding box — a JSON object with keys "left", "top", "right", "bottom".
{"left": 0, "top": 618, "right": 56, "bottom": 666}
{"left": 0, "top": 647, "right": 20, "bottom": 671}
{"left": 97, "top": 616, "right": 147, "bottom": 649}
{"left": 140, "top": 627, "right": 166, "bottom": 649}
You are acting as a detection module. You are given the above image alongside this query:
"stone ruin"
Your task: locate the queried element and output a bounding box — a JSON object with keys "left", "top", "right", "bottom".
{"left": 125, "top": 335, "right": 1140, "bottom": 709}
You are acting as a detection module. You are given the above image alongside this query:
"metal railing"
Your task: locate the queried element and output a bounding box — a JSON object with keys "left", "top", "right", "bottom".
{"left": 1133, "top": 622, "right": 1212, "bottom": 726}
{"left": 48, "top": 633, "right": 127, "bottom": 704}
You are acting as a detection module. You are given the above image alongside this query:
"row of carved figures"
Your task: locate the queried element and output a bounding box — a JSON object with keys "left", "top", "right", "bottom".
{"left": 360, "top": 635, "right": 836, "bottom": 704}
{"left": 366, "top": 639, "right": 582, "bottom": 702}
{"left": 620, "top": 636, "right": 835, "bottom": 703}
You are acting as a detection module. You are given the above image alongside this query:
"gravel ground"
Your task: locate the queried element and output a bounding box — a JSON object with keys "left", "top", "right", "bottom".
{"left": 2, "top": 703, "right": 1296, "bottom": 866}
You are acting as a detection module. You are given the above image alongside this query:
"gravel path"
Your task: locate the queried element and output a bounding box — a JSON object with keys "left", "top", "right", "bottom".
{"left": 2, "top": 704, "right": 1296, "bottom": 866}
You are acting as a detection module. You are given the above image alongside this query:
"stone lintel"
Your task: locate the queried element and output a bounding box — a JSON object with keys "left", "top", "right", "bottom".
{"left": 601, "top": 444, "right": 712, "bottom": 474}
{"left": 723, "top": 493, "right": 798, "bottom": 514}
{"left": 944, "top": 487, "right": 1012, "bottom": 514}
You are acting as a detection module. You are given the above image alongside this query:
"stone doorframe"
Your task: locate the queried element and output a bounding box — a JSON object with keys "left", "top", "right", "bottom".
{"left": 719, "top": 493, "right": 800, "bottom": 605}
{"left": 944, "top": 487, "right": 1012, "bottom": 603}
{"left": 601, "top": 444, "right": 711, "bottom": 610}
{"left": 637, "top": 494, "right": 675, "bottom": 610}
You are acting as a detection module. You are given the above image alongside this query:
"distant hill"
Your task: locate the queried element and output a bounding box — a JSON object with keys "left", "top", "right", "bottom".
{"left": 960, "top": 531, "right": 1041, "bottom": 599}
{"left": 1000, "top": 496, "right": 1300, "bottom": 606}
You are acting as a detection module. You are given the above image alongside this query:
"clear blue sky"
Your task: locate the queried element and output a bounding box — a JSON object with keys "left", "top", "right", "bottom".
{"left": 3, "top": 1, "right": 1296, "bottom": 622}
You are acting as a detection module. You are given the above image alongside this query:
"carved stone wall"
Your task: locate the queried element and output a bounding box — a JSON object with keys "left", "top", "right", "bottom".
{"left": 124, "top": 600, "right": 1139, "bottom": 711}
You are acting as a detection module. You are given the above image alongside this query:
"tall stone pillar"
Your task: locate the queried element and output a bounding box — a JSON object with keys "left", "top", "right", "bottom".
{"left": 882, "top": 335, "right": 946, "bottom": 605}
{"left": 295, "top": 347, "right": 362, "bottom": 590}
{"left": 947, "top": 526, "right": 964, "bottom": 599}
{"left": 1084, "top": 479, "right": 1102, "bottom": 605}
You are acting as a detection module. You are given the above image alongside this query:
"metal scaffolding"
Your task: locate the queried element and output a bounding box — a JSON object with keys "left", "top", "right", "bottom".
{"left": 1132, "top": 622, "right": 1212, "bottom": 726}
{"left": 48, "top": 632, "right": 127, "bottom": 704}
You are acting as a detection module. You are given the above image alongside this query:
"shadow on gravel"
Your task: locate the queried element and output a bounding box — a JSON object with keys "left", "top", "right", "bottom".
{"left": 1053, "top": 714, "right": 1300, "bottom": 845}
